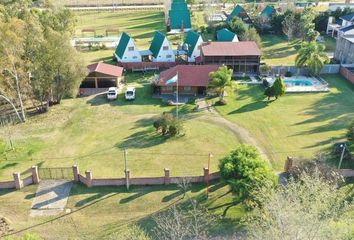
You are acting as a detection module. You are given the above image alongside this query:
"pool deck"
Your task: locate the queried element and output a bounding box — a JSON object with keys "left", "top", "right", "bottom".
{"left": 267, "top": 76, "right": 329, "bottom": 93}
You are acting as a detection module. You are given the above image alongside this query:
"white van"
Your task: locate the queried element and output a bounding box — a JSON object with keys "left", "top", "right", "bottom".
{"left": 107, "top": 87, "right": 118, "bottom": 100}
{"left": 125, "top": 87, "right": 136, "bottom": 100}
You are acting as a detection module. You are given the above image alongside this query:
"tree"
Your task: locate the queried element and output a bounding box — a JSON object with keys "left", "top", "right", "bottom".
{"left": 272, "top": 76, "right": 286, "bottom": 99}
{"left": 219, "top": 144, "right": 277, "bottom": 208}
{"left": 282, "top": 12, "right": 296, "bottom": 41}
{"left": 152, "top": 198, "right": 212, "bottom": 240}
{"left": 208, "top": 65, "right": 233, "bottom": 104}
{"left": 153, "top": 112, "right": 183, "bottom": 137}
{"left": 295, "top": 41, "right": 329, "bottom": 75}
{"left": 264, "top": 86, "right": 275, "bottom": 100}
{"left": 228, "top": 17, "right": 247, "bottom": 37}
{"left": 33, "top": 29, "right": 87, "bottom": 105}
{"left": 300, "top": 7, "right": 316, "bottom": 41}
{"left": 246, "top": 170, "right": 354, "bottom": 240}
{"left": 0, "top": 18, "right": 29, "bottom": 122}
{"left": 242, "top": 27, "right": 261, "bottom": 47}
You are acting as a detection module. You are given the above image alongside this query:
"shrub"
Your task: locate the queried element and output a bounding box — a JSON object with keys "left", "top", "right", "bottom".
{"left": 219, "top": 144, "right": 277, "bottom": 208}
{"left": 262, "top": 79, "right": 269, "bottom": 88}
{"left": 153, "top": 112, "right": 183, "bottom": 137}
{"left": 285, "top": 71, "right": 292, "bottom": 77}
{"left": 264, "top": 86, "right": 275, "bottom": 100}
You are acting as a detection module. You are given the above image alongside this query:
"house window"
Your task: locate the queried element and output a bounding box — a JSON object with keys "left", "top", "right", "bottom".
{"left": 163, "top": 46, "right": 169, "bottom": 51}
{"left": 184, "top": 86, "right": 191, "bottom": 91}
{"left": 166, "top": 55, "right": 172, "bottom": 58}
{"left": 128, "top": 46, "right": 134, "bottom": 51}
{"left": 165, "top": 86, "right": 173, "bottom": 91}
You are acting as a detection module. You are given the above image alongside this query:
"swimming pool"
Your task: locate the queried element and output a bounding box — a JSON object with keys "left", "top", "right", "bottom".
{"left": 284, "top": 79, "right": 313, "bottom": 86}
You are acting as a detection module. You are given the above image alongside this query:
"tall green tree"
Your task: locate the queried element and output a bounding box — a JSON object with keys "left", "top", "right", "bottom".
{"left": 219, "top": 144, "right": 277, "bottom": 208}
{"left": 208, "top": 65, "right": 233, "bottom": 104}
{"left": 295, "top": 41, "right": 329, "bottom": 75}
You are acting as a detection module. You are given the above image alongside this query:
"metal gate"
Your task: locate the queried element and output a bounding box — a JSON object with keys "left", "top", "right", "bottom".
{"left": 38, "top": 167, "right": 74, "bottom": 180}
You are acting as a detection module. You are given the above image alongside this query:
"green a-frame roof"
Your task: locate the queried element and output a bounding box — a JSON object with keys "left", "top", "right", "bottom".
{"left": 115, "top": 32, "right": 131, "bottom": 59}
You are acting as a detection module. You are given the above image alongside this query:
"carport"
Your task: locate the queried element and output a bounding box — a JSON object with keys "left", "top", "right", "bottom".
{"left": 81, "top": 62, "right": 124, "bottom": 89}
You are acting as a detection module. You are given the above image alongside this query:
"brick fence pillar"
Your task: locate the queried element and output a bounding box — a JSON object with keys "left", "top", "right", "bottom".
{"left": 85, "top": 170, "right": 93, "bottom": 187}
{"left": 203, "top": 167, "right": 209, "bottom": 184}
{"left": 284, "top": 156, "right": 293, "bottom": 173}
{"left": 31, "top": 166, "right": 40, "bottom": 184}
{"left": 125, "top": 169, "right": 130, "bottom": 190}
{"left": 13, "top": 172, "right": 23, "bottom": 190}
{"left": 164, "top": 168, "right": 170, "bottom": 185}
{"left": 73, "top": 165, "right": 79, "bottom": 182}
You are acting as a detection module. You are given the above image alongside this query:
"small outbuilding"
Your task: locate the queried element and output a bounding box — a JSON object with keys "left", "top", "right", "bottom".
{"left": 115, "top": 32, "right": 142, "bottom": 63}
{"left": 149, "top": 31, "right": 175, "bottom": 62}
{"left": 80, "top": 62, "right": 124, "bottom": 89}
{"left": 183, "top": 31, "right": 204, "bottom": 62}
{"left": 155, "top": 65, "right": 220, "bottom": 95}
{"left": 216, "top": 28, "right": 239, "bottom": 42}
{"left": 226, "top": 5, "right": 252, "bottom": 25}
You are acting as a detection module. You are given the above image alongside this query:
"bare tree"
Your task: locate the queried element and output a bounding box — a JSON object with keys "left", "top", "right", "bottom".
{"left": 153, "top": 199, "right": 212, "bottom": 240}
{"left": 245, "top": 170, "right": 354, "bottom": 240}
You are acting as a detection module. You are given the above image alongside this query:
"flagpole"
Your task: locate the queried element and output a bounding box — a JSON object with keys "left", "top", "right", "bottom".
{"left": 176, "top": 71, "right": 179, "bottom": 121}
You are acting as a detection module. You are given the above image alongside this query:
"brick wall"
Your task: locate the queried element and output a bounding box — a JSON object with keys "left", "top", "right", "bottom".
{"left": 340, "top": 66, "right": 354, "bottom": 84}
{"left": 23, "top": 176, "right": 33, "bottom": 187}
{"left": 92, "top": 178, "right": 125, "bottom": 186}
{"left": 0, "top": 181, "right": 16, "bottom": 189}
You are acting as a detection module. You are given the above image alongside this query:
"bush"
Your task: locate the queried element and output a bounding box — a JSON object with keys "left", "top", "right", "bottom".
{"left": 153, "top": 112, "right": 183, "bottom": 137}
{"left": 285, "top": 71, "right": 292, "bottom": 77}
{"left": 219, "top": 144, "right": 277, "bottom": 208}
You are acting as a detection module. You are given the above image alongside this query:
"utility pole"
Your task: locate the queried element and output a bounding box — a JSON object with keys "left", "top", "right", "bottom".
{"left": 206, "top": 153, "right": 213, "bottom": 198}
{"left": 337, "top": 144, "right": 346, "bottom": 170}
{"left": 124, "top": 149, "right": 129, "bottom": 190}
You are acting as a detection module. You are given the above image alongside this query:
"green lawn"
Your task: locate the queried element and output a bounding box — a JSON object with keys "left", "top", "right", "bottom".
{"left": 261, "top": 34, "right": 336, "bottom": 66}
{"left": 0, "top": 182, "right": 244, "bottom": 239}
{"left": 212, "top": 74, "right": 354, "bottom": 170}
{"left": 0, "top": 73, "right": 240, "bottom": 181}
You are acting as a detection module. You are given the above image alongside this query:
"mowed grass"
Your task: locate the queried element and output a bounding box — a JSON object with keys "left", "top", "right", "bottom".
{"left": 0, "top": 73, "right": 240, "bottom": 180}
{"left": 75, "top": 10, "right": 207, "bottom": 63}
{"left": 0, "top": 182, "right": 244, "bottom": 239}
{"left": 212, "top": 74, "right": 354, "bottom": 170}
{"left": 261, "top": 34, "right": 335, "bottom": 66}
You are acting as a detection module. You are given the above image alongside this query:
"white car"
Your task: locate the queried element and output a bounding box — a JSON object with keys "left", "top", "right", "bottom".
{"left": 107, "top": 87, "right": 118, "bottom": 100}
{"left": 125, "top": 87, "right": 136, "bottom": 100}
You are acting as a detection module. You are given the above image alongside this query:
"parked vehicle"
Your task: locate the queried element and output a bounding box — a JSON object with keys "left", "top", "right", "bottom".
{"left": 125, "top": 87, "right": 136, "bottom": 100}
{"left": 107, "top": 87, "right": 118, "bottom": 100}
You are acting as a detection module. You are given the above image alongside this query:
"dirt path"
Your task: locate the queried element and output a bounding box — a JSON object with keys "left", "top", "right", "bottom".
{"left": 195, "top": 101, "right": 270, "bottom": 161}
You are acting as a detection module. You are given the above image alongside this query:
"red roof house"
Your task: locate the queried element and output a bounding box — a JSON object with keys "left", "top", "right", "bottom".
{"left": 200, "top": 41, "right": 261, "bottom": 73}
{"left": 156, "top": 65, "right": 220, "bottom": 95}
{"left": 81, "top": 62, "right": 124, "bottom": 90}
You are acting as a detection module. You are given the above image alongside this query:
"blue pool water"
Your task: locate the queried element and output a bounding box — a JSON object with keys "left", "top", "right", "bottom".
{"left": 284, "top": 79, "right": 313, "bottom": 86}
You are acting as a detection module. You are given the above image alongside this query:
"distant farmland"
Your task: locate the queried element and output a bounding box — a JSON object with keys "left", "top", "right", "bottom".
{"left": 55, "top": 0, "right": 165, "bottom": 6}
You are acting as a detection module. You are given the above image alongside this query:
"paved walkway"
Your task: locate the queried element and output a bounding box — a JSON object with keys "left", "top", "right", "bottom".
{"left": 30, "top": 180, "right": 73, "bottom": 217}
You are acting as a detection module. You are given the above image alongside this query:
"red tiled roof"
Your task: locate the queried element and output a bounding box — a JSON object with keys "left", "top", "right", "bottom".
{"left": 201, "top": 41, "right": 261, "bottom": 56}
{"left": 87, "top": 62, "right": 124, "bottom": 77}
{"left": 157, "top": 65, "right": 221, "bottom": 87}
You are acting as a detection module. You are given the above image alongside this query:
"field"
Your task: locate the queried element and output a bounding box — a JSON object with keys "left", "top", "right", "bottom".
{"left": 212, "top": 74, "right": 354, "bottom": 170}
{"left": 0, "top": 182, "right": 244, "bottom": 239}
{"left": 0, "top": 74, "right": 240, "bottom": 181}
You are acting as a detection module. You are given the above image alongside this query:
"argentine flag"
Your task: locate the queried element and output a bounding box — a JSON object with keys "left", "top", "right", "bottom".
{"left": 165, "top": 74, "right": 178, "bottom": 85}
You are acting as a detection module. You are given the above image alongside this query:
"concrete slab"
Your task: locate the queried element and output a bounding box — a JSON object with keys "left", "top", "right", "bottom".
{"left": 30, "top": 180, "right": 73, "bottom": 217}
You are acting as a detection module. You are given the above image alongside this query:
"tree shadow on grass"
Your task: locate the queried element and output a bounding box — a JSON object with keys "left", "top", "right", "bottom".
{"left": 116, "top": 129, "right": 169, "bottom": 149}
{"left": 228, "top": 101, "right": 268, "bottom": 115}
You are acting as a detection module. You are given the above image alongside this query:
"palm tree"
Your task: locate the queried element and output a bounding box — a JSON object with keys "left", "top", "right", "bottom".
{"left": 208, "top": 65, "right": 233, "bottom": 103}
{"left": 295, "top": 41, "right": 329, "bottom": 76}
